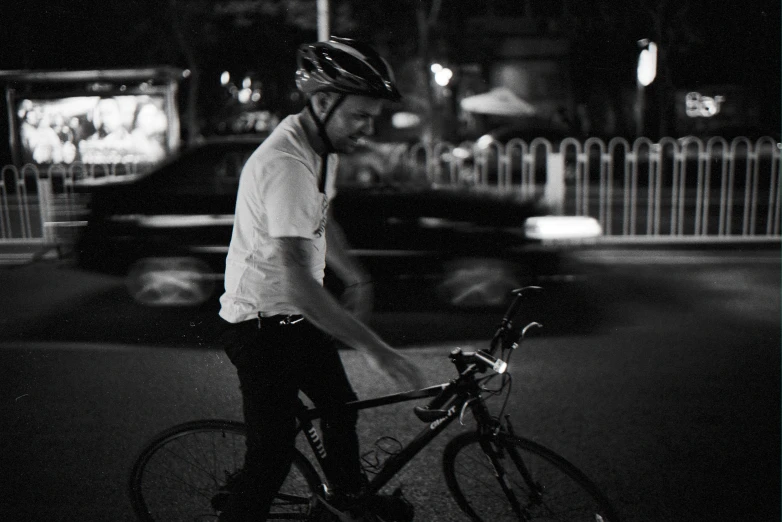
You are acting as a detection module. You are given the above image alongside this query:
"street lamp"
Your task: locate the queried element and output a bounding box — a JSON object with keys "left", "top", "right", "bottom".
{"left": 317, "top": 0, "right": 329, "bottom": 41}
{"left": 635, "top": 39, "right": 657, "bottom": 137}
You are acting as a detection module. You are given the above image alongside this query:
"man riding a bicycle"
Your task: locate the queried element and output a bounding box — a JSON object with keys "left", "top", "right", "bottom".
{"left": 216, "top": 37, "right": 424, "bottom": 521}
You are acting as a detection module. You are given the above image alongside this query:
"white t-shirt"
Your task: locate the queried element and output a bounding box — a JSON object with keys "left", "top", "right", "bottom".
{"left": 219, "top": 114, "right": 338, "bottom": 323}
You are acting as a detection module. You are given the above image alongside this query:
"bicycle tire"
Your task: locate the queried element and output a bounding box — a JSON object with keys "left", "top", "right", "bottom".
{"left": 443, "top": 431, "right": 619, "bottom": 522}
{"left": 129, "top": 419, "right": 322, "bottom": 521}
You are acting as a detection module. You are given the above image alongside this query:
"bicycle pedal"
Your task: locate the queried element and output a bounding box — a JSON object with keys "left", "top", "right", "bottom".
{"left": 315, "top": 494, "right": 364, "bottom": 522}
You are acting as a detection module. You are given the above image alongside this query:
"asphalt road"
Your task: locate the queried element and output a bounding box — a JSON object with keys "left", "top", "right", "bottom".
{"left": 1, "top": 246, "right": 780, "bottom": 521}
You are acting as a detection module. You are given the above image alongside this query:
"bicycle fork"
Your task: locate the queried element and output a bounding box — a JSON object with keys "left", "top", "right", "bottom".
{"left": 472, "top": 405, "right": 543, "bottom": 521}
{"left": 478, "top": 437, "right": 528, "bottom": 520}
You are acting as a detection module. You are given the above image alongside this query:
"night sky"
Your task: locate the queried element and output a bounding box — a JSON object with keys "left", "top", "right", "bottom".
{"left": 0, "top": 0, "right": 778, "bottom": 143}
{"left": 1, "top": 1, "right": 778, "bottom": 84}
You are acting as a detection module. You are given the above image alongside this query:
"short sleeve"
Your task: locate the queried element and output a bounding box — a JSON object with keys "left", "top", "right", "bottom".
{"left": 263, "top": 157, "right": 322, "bottom": 239}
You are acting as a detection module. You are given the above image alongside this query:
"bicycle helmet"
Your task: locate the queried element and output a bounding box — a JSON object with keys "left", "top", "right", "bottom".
{"left": 296, "top": 37, "right": 401, "bottom": 102}
{"left": 296, "top": 37, "right": 401, "bottom": 159}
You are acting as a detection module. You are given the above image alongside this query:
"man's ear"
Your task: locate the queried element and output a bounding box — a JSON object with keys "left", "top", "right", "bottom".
{"left": 311, "top": 92, "right": 337, "bottom": 119}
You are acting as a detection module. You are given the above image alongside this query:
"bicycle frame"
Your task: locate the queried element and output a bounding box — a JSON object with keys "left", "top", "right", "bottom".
{"left": 295, "top": 355, "right": 501, "bottom": 497}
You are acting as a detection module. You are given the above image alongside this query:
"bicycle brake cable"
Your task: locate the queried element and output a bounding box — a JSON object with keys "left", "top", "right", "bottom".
{"left": 495, "top": 375, "right": 513, "bottom": 424}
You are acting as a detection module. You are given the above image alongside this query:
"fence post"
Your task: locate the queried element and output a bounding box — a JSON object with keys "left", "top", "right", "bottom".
{"left": 38, "top": 171, "right": 54, "bottom": 243}
{"left": 544, "top": 152, "right": 565, "bottom": 215}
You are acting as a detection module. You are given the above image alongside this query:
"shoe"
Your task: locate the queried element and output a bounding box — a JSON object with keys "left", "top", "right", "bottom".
{"left": 213, "top": 495, "right": 253, "bottom": 522}
{"left": 211, "top": 469, "right": 246, "bottom": 508}
{"left": 307, "top": 500, "right": 342, "bottom": 522}
{"left": 211, "top": 469, "right": 255, "bottom": 522}
{"left": 368, "top": 488, "right": 415, "bottom": 522}
{"left": 342, "top": 488, "right": 415, "bottom": 522}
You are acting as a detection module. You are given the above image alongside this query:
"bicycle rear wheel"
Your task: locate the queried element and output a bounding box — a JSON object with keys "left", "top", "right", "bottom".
{"left": 129, "top": 419, "right": 322, "bottom": 521}
{"left": 443, "top": 431, "right": 619, "bottom": 522}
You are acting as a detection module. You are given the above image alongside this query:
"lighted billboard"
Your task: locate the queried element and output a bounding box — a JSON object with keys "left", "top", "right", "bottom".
{"left": 2, "top": 68, "right": 182, "bottom": 169}
{"left": 16, "top": 94, "right": 170, "bottom": 165}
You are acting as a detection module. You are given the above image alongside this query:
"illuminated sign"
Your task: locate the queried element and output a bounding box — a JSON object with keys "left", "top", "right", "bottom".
{"left": 17, "top": 95, "right": 171, "bottom": 165}
{"left": 686, "top": 92, "right": 725, "bottom": 118}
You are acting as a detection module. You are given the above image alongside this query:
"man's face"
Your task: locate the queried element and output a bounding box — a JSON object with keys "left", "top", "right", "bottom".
{"left": 325, "top": 94, "right": 383, "bottom": 154}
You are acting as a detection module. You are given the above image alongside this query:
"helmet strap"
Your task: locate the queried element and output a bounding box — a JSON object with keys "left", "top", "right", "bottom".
{"left": 306, "top": 92, "right": 346, "bottom": 155}
{"left": 307, "top": 93, "right": 346, "bottom": 193}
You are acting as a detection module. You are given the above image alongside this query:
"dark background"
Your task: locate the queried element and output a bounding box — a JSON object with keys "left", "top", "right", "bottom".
{"left": 0, "top": 0, "right": 779, "bottom": 154}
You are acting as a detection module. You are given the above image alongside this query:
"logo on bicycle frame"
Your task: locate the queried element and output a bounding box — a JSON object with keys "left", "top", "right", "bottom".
{"left": 429, "top": 405, "right": 457, "bottom": 431}
{"left": 307, "top": 425, "right": 328, "bottom": 459}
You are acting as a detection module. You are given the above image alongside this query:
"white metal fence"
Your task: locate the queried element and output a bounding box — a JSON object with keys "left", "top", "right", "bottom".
{"left": 0, "top": 163, "right": 93, "bottom": 263}
{"left": 401, "top": 135, "right": 780, "bottom": 241}
{"left": 1, "top": 136, "right": 779, "bottom": 263}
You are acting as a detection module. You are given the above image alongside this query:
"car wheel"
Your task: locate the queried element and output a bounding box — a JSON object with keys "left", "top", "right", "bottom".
{"left": 126, "top": 257, "right": 216, "bottom": 307}
{"left": 437, "top": 258, "right": 522, "bottom": 308}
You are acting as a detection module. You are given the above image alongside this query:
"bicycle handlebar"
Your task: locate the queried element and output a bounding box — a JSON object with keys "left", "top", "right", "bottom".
{"left": 413, "top": 348, "right": 506, "bottom": 422}
{"left": 501, "top": 286, "right": 541, "bottom": 326}
{"left": 414, "top": 287, "right": 541, "bottom": 423}
{"left": 490, "top": 285, "right": 541, "bottom": 354}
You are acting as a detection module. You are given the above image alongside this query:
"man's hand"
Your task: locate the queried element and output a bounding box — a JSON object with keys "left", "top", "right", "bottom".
{"left": 362, "top": 343, "right": 426, "bottom": 391}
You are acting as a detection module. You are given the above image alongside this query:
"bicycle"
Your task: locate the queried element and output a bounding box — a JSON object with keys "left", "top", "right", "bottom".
{"left": 129, "top": 286, "right": 620, "bottom": 521}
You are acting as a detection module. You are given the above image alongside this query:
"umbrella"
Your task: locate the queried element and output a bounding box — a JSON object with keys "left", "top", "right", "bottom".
{"left": 459, "top": 87, "right": 536, "bottom": 117}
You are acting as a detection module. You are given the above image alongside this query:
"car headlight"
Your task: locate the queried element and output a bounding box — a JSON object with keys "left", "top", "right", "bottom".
{"left": 524, "top": 216, "right": 603, "bottom": 241}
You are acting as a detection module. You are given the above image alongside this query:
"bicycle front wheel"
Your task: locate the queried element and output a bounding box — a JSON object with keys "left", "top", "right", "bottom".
{"left": 443, "top": 431, "right": 619, "bottom": 522}
{"left": 129, "top": 419, "right": 322, "bottom": 521}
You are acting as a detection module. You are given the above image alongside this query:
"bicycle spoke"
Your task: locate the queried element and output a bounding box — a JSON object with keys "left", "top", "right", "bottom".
{"left": 130, "top": 421, "right": 323, "bottom": 522}
{"left": 452, "top": 454, "right": 519, "bottom": 505}
{"left": 140, "top": 467, "right": 215, "bottom": 499}
{"left": 169, "top": 431, "right": 227, "bottom": 482}
{"left": 141, "top": 431, "right": 241, "bottom": 501}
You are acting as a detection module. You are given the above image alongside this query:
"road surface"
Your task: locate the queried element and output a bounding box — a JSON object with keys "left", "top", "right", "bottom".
{"left": 1, "top": 246, "right": 779, "bottom": 521}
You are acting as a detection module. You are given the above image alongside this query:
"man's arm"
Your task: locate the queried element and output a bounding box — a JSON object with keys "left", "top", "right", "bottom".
{"left": 324, "top": 210, "right": 373, "bottom": 320}
{"left": 275, "top": 236, "right": 423, "bottom": 389}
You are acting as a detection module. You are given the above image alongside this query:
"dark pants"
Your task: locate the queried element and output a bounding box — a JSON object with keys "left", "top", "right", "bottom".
{"left": 220, "top": 316, "right": 363, "bottom": 518}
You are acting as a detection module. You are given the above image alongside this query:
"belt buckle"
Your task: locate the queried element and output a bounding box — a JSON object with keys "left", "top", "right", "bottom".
{"left": 280, "top": 315, "right": 304, "bottom": 326}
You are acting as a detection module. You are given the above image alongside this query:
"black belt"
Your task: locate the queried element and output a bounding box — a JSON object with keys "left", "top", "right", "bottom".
{"left": 256, "top": 313, "right": 305, "bottom": 329}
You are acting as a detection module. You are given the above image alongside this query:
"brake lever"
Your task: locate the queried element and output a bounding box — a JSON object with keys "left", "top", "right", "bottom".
{"left": 521, "top": 322, "right": 542, "bottom": 339}
{"left": 459, "top": 398, "right": 475, "bottom": 426}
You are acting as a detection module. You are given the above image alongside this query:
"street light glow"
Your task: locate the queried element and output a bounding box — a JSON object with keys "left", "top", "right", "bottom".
{"left": 637, "top": 41, "right": 657, "bottom": 87}
{"left": 434, "top": 67, "right": 453, "bottom": 87}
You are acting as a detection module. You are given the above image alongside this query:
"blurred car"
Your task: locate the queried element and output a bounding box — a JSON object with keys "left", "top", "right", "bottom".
{"left": 448, "top": 117, "right": 575, "bottom": 187}
{"left": 336, "top": 139, "right": 417, "bottom": 186}
{"left": 474, "top": 117, "right": 574, "bottom": 145}
{"left": 74, "top": 136, "right": 600, "bottom": 309}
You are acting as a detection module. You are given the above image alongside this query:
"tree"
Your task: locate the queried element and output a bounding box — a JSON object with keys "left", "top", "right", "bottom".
{"left": 161, "top": 0, "right": 322, "bottom": 138}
